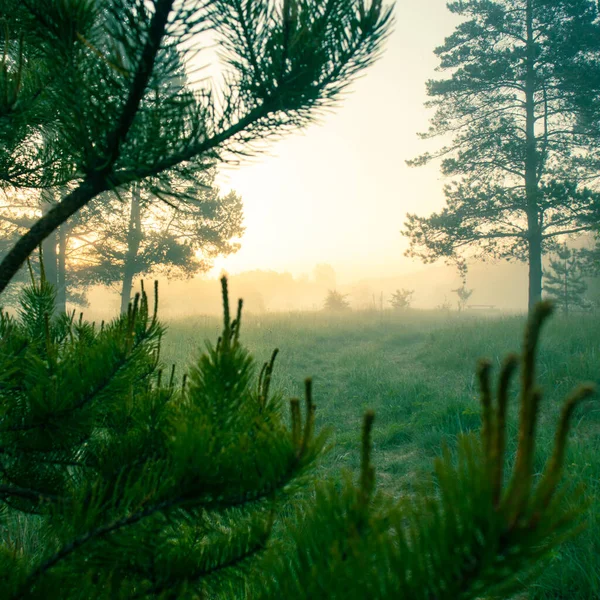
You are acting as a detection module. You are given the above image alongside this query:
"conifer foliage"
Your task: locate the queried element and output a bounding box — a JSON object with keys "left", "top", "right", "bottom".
{"left": 0, "top": 275, "right": 325, "bottom": 598}
{"left": 403, "top": 0, "right": 600, "bottom": 311}
{"left": 0, "top": 0, "right": 394, "bottom": 293}
{"left": 258, "top": 303, "right": 594, "bottom": 600}
{"left": 0, "top": 275, "right": 593, "bottom": 598}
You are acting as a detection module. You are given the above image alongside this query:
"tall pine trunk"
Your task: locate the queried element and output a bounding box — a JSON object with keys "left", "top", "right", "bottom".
{"left": 564, "top": 257, "right": 569, "bottom": 316}
{"left": 40, "top": 190, "right": 59, "bottom": 310}
{"left": 525, "top": 0, "right": 542, "bottom": 312}
{"left": 56, "top": 224, "right": 67, "bottom": 314}
{"left": 120, "top": 185, "right": 142, "bottom": 314}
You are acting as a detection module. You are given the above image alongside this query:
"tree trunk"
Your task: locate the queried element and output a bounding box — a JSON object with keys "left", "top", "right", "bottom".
{"left": 40, "top": 190, "right": 59, "bottom": 303}
{"left": 564, "top": 258, "right": 569, "bottom": 316}
{"left": 56, "top": 224, "right": 67, "bottom": 314}
{"left": 120, "top": 185, "right": 142, "bottom": 314}
{"left": 525, "top": 0, "right": 542, "bottom": 311}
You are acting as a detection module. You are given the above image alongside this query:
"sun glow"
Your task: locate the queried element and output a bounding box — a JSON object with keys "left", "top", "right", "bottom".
{"left": 204, "top": 1, "right": 461, "bottom": 285}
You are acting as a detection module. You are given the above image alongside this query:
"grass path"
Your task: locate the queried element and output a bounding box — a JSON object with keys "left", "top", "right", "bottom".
{"left": 162, "top": 309, "right": 600, "bottom": 599}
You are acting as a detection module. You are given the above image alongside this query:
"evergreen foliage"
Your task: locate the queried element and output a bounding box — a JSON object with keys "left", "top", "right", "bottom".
{"left": 403, "top": 0, "right": 600, "bottom": 310}
{"left": 0, "top": 0, "right": 394, "bottom": 293}
{"left": 0, "top": 3, "right": 596, "bottom": 595}
{"left": 257, "top": 303, "right": 593, "bottom": 599}
{"left": 0, "top": 276, "right": 593, "bottom": 598}
{"left": 0, "top": 276, "right": 326, "bottom": 598}
{"left": 544, "top": 244, "right": 589, "bottom": 314}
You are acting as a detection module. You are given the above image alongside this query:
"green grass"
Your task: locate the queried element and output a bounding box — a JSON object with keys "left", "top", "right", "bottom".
{"left": 162, "top": 308, "right": 600, "bottom": 600}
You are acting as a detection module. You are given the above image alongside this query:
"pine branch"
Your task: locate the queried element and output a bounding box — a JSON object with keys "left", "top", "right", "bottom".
{"left": 0, "top": 484, "right": 59, "bottom": 504}
{"left": 131, "top": 533, "right": 269, "bottom": 599}
{"left": 0, "top": 313, "right": 161, "bottom": 434}
{"left": 261, "top": 302, "right": 593, "bottom": 599}
{"left": 0, "top": 0, "right": 175, "bottom": 293}
{"left": 0, "top": 0, "right": 393, "bottom": 293}
{"left": 12, "top": 496, "right": 178, "bottom": 600}
{"left": 97, "top": 0, "right": 176, "bottom": 173}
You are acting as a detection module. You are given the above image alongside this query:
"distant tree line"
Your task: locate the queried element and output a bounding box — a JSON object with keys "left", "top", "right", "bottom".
{"left": 0, "top": 170, "right": 243, "bottom": 313}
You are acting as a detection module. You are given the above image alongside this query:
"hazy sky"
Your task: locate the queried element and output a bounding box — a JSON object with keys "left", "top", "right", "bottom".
{"left": 211, "top": 1, "right": 462, "bottom": 284}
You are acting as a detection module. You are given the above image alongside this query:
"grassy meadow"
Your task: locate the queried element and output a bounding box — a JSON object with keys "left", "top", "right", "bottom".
{"left": 162, "top": 308, "right": 600, "bottom": 600}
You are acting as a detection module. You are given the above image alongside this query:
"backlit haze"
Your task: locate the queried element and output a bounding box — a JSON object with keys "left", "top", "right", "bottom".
{"left": 87, "top": 1, "right": 534, "bottom": 317}
{"left": 211, "top": 0, "right": 460, "bottom": 284}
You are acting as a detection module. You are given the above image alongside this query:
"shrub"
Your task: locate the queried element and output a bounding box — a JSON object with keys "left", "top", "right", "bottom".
{"left": 324, "top": 290, "right": 351, "bottom": 312}
{"left": 390, "top": 288, "right": 414, "bottom": 310}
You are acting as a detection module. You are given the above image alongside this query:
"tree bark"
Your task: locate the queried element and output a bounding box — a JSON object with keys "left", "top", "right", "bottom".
{"left": 525, "top": 0, "right": 543, "bottom": 311}
{"left": 0, "top": 176, "right": 106, "bottom": 295}
{"left": 56, "top": 224, "right": 67, "bottom": 314}
{"left": 120, "top": 185, "right": 142, "bottom": 314}
{"left": 564, "top": 257, "right": 569, "bottom": 316}
{"left": 40, "top": 190, "right": 58, "bottom": 293}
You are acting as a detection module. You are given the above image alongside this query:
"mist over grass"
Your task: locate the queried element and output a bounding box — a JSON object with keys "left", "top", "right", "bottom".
{"left": 75, "top": 257, "right": 538, "bottom": 322}
{"left": 163, "top": 309, "right": 600, "bottom": 600}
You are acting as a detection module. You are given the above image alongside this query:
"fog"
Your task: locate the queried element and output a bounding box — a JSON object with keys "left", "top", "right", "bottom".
{"left": 201, "top": 0, "right": 462, "bottom": 289}
{"left": 78, "top": 259, "right": 534, "bottom": 323}
{"left": 3, "top": 1, "right": 600, "bottom": 596}
{"left": 6, "top": 0, "right": 577, "bottom": 317}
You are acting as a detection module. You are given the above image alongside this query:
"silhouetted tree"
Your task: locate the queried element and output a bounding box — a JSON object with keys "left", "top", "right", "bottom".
{"left": 452, "top": 285, "right": 473, "bottom": 312}
{"left": 0, "top": 0, "right": 394, "bottom": 293}
{"left": 70, "top": 170, "right": 243, "bottom": 313}
{"left": 544, "top": 244, "right": 589, "bottom": 314}
{"left": 390, "top": 288, "right": 414, "bottom": 310}
{"left": 404, "top": 0, "right": 600, "bottom": 311}
{"left": 324, "top": 290, "right": 351, "bottom": 312}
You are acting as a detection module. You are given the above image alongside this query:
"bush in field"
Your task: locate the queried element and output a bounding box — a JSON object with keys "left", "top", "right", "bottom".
{"left": 0, "top": 276, "right": 593, "bottom": 598}
{"left": 324, "top": 289, "right": 351, "bottom": 312}
{"left": 390, "top": 288, "right": 414, "bottom": 310}
{"left": 452, "top": 284, "right": 474, "bottom": 311}
{"left": 436, "top": 296, "right": 453, "bottom": 312}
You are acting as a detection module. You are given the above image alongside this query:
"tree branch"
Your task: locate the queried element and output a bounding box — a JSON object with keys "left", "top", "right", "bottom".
{"left": 0, "top": 0, "right": 174, "bottom": 294}
{"left": 0, "top": 483, "right": 59, "bottom": 504}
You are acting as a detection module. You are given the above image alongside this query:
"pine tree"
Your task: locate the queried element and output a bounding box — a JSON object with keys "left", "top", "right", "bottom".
{"left": 403, "top": 0, "right": 600, "bottom": 311}
{"left": 257, "top": 303, "right": 594, "bottom": 599}
{"left": 544, "top": 244, "right": 589, "bottom": 314}
{"left": 0, "top": 275, "right": 326, "bottom": 598}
